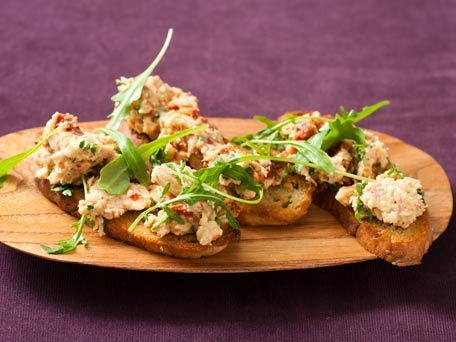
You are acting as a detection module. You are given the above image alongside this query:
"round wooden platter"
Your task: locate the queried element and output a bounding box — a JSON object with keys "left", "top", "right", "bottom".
{"left": 0, "top": 119, "right": 452, "bottom": 272}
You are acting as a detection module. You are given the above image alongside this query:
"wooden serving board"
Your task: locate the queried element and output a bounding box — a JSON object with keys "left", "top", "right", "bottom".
{"left": 0, "top": 119, "right": 452, "bottom": 272}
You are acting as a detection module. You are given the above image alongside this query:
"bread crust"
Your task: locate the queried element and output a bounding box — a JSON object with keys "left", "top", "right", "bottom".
{"left": 238, "top": 175, "right": 314, "bottom": 226}
{"left": 35, "top": 178, "right": 239, "bottom": 258}
{"left": 313, "top": 189, "right": 433, "bottom": 266}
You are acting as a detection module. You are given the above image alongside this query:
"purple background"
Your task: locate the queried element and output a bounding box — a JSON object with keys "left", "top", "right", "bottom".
{"left": 0, "top": 0, "right": 455, "bottom": 341}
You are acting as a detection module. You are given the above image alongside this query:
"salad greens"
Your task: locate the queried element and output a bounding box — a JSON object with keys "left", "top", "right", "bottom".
{"left": 309, "top": 100, "right": 390, "bottom": 151}
{"left": 102, "top": 129, "right": 149, "bottom": 186}
{"left": 41, "top": 175, "right": 90, "bottom": 254}
{"left": 128, "top": 162, "right": 245, "bottom": 232}
{"left": 41, "top": 214, "right": 88, "bottom": 254}
{"left": 106, "top": 29, "right": 173, "bottom": 130}
{"left": 98, "top": 125, "right": 207, "bottom": 195}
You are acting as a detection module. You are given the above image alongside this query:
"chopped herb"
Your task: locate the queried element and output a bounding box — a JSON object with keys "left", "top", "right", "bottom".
{"left": 353, "top": 182, "right": 374, "bottom": 222}
{"left": 386, "top": 164, "right": 404, "bottom": 178}
{"left": 417, "top": 188, "right": 425, "bottom": 199}
{"left": 79, "top": 140, "right": 98, "bottom": 154}
{"left": 52, "top": 184, "right": 74, "bottom": 197}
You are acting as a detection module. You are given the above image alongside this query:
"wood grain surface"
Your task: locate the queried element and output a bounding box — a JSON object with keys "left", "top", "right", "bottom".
{"left": 0, "top": 119, "right": 452, "bottom": 272}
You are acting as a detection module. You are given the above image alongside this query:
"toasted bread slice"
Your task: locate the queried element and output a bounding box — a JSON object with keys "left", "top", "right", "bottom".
{"left": 105, "top": 213, "right": 239, "bottom": 258}
{"left": 238, "top": 175, "right": 314, "bottom": 226}
{"left": 313, "top": 189, "right": 433, "bottom": 266}
{"left": 35, "top": 178, "right": 83, "bottom": 218}
{"left": 35, "top": 178, "right": 239, "bottom": 258}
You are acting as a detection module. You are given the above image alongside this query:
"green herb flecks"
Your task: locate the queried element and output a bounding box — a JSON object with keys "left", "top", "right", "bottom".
{"left": 79, "top": 140, "right": 98, "bottom": 154}
{"left": 386, "top": 163, "right": 404, "bottom": 178}
{"left": 52, "top": 184, "right": 74, "bottom": 197}
{"left": 353, "top": 182, "right": 374, "bottom": 222}
{"left": 106, "top": 29, "right": 174, "bottom": 130}
{"left": 0, "top": 128, "right": 58, "bottom": 189}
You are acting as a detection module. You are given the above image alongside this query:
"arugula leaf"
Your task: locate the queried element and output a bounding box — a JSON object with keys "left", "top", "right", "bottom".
{"left": 98, "top": 125, "right": 207, "bottom": 195}
{"left": 52, "top": 184, "right": 74, "bottom": 197}
{"left": 251, "top": 139, "right": 334, "bottom": 174}
{"left": 41, "top": 214, "right": 87, "bottom": 254}
{"left": 0, "top": 128, "right": 57, "bottom": 188}
{"left": 320, "top": 115, "right": 365, "bottom": 151}
{"left": 339, "top": 100, "right": 390, "bottom": 123}
{"left": 252, "top": 115, "right": 277, "bottom": 128}
{"left": 163, "top": 205, "right": 185, "bottom": 224}
{"left": 99, "top": 157, "right": 131, "bottom": 195}
{"left": 138, "top": 125, "right": 207, "bottom": 160}
{"left": 231, "top": 116, "right": 297, "bottom": 145}
{"left": 102, "top": 129, "right": 149, "bottom": 186}
{"left": 127, "top": 160, "right": 262, "bottom": 232}
{"left": 319, "top": 100, "right": 390, "bottom": 151}
{"left": 106, "top": 29, "right": 174, "bottom": 130}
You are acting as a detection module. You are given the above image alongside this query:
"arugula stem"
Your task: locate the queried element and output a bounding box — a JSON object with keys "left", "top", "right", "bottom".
{"left": 177, "top": 171, "right": 264, "bottom": 205}
{"left": 82, "top": 174, "right": 89, "bottom": 198}
{"left": 230, "top": 155, "right": 373, "bottom": 182}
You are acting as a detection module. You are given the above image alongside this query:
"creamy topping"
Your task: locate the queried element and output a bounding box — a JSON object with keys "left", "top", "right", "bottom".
{"left": 125, "top": 75, "right": 200, "bottom": 139}
{"left": 280, "top": 111, "right": 323, "bottom": 140}
{"left": 78, "top": 180, "right": 157, "bottom": 234}
{"left": 314, "top": 147, "right": 353, "bottom": 185}
{"left": 144, "top": 201, "right": 224, "bottom": 245}
{"left": 357, "top": 131, "right": 390, "bottom": 178}
{"left": 33, "top": 113, "right": 118, "bottom": 185}
{"left": 336, "top": 173, "right": 426, "bottom": 228}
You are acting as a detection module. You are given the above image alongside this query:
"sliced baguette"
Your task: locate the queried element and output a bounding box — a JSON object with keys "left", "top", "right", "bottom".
{"left": 313, "top": 189, "right": 433, "bottom": 266}
{"left": 105, "top": 213, "right": 239, "bottom": 258}
{"left": 35, "top": 178, "right": 239, "bottom": 258}
{"left": 238, "top": 175, "right": 314, "bottom": 226}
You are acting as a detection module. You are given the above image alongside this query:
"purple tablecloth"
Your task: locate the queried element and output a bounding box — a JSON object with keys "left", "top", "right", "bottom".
{"left": 0, "top": 0, "right": 454, "bottom": 341}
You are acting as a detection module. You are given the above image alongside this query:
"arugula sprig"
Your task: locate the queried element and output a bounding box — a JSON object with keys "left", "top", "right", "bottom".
{"left": 0, "top": 128, "right": 58, "bottom": 189}
{"left": 232, "top": 114, "right": 329, "bottom": 146}
{"left": 106, "top": 28, "right": 174, "bottom": 130}
{"left": 128, "top": 160, "right": 264, "bottom": 232}
{"left": 98, "top": 125, "right": 207, "bottom": 195}
{"left": 41, "top": 214, "right": 88, "bottom": 254}
{"left": 309, "top": 100, "right": 390, "bottom": 151}
{"left": 41, "top": 175, "right": 90, "bottom": 254}
{"left": 250, "top": 139, "right": 334, "bottom": 174}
